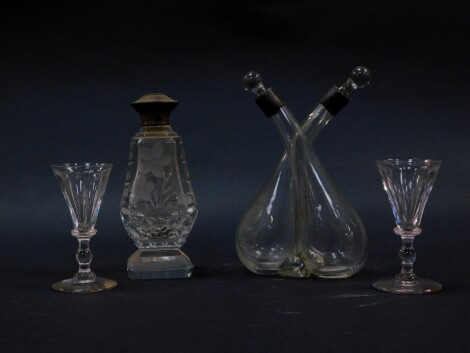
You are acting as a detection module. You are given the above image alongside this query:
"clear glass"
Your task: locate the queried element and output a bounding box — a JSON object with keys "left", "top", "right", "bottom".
{"left": 237, "top": 69, "right": 370, "bottom": 278}
{"left": 374, "top": 158, "right": 442, "bottom": 294}
{"left": 274, "top": 106, "right": 368, "bottom": 279}
{"left": 51, "top": 163, "right": 116, "bottom": 293}
{"left": 121, "top": 125, "right": 197, "bottom": 279}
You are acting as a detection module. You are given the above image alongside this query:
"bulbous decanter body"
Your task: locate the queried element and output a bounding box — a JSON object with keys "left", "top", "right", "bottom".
{"left": 237, "top": 68, "right": 370, "bottom": 278}
{"left": 121, "top": 93, "right": 197, "bottom": 279}
{"left": 236, "top": 153, "right": 296, "bottom": 275}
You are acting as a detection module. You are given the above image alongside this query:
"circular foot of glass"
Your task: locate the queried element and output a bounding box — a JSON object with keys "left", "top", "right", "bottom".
{"left": 52, "top": 277, "right": 117, "bottom": 294}
{"left": 372, "top": 278, "right": 442, "bottom": 294}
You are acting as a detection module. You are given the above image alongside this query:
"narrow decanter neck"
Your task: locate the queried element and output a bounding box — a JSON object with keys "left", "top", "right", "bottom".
{"left": 301, "top": 66, "right": 372, "bottom": 143}
{"left": 301, "top": 104, "right": 332, "bottom": 142}
{"left": 271, "top": 106, "right": 310, "bottom": 257}
{"left": 272, "top": 106, "right": 305, "bottom": 150}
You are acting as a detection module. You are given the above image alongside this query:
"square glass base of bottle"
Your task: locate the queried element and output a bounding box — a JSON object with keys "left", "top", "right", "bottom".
{"left": 372, "top": 278, "right": 442, "bottom": 294}
{"left": 51, "top": 277, "right": 117, "bottom": 294}
{"left": 127, "top": 249, "right": 193, "bottom": 279}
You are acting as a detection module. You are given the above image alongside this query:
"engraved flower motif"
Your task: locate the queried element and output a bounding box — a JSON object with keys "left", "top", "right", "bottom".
{"left": 130, "top": 173, "right": 155, "bottom": 205}
{"left": 138, "top": 143, "right": 172, "bottom": 177}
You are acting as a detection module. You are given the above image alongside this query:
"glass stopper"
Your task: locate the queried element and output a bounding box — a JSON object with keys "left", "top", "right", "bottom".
{"left": 243, "top": 71, "right": 266, "bottom": 96}
{"left": 350, "top": 66, "right": 372, "bottom": 89}
{"left": 338, "top": 66, "right": 372, "bottom": 97}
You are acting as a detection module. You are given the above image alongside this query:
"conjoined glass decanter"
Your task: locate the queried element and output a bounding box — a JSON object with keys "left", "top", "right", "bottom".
{"left": 121, "top": 93, "right": 198, "bottom": 279}
{"left": 236, "top": 68, "right": 370, "bottom": 278}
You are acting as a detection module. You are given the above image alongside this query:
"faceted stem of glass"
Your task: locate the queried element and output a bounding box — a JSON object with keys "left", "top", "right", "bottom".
{"left": 73, "top": 230, "right": 97, "bottom": 283}
{"left": 394, "top": 227, "right": 420, "bottom": 284}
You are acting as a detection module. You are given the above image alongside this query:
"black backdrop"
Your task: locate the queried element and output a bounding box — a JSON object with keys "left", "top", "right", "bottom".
{"left": 1, "top": 1, "right": 469, "bottom": 352}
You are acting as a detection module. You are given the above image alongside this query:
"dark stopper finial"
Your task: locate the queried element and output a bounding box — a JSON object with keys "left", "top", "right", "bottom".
{"left": 131, "top": 93, "right": 179, "bottom": 126}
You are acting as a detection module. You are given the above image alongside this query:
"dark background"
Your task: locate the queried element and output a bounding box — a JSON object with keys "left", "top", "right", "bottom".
{"left": 1, "top": 1, "right": 469, "bottom": 352}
